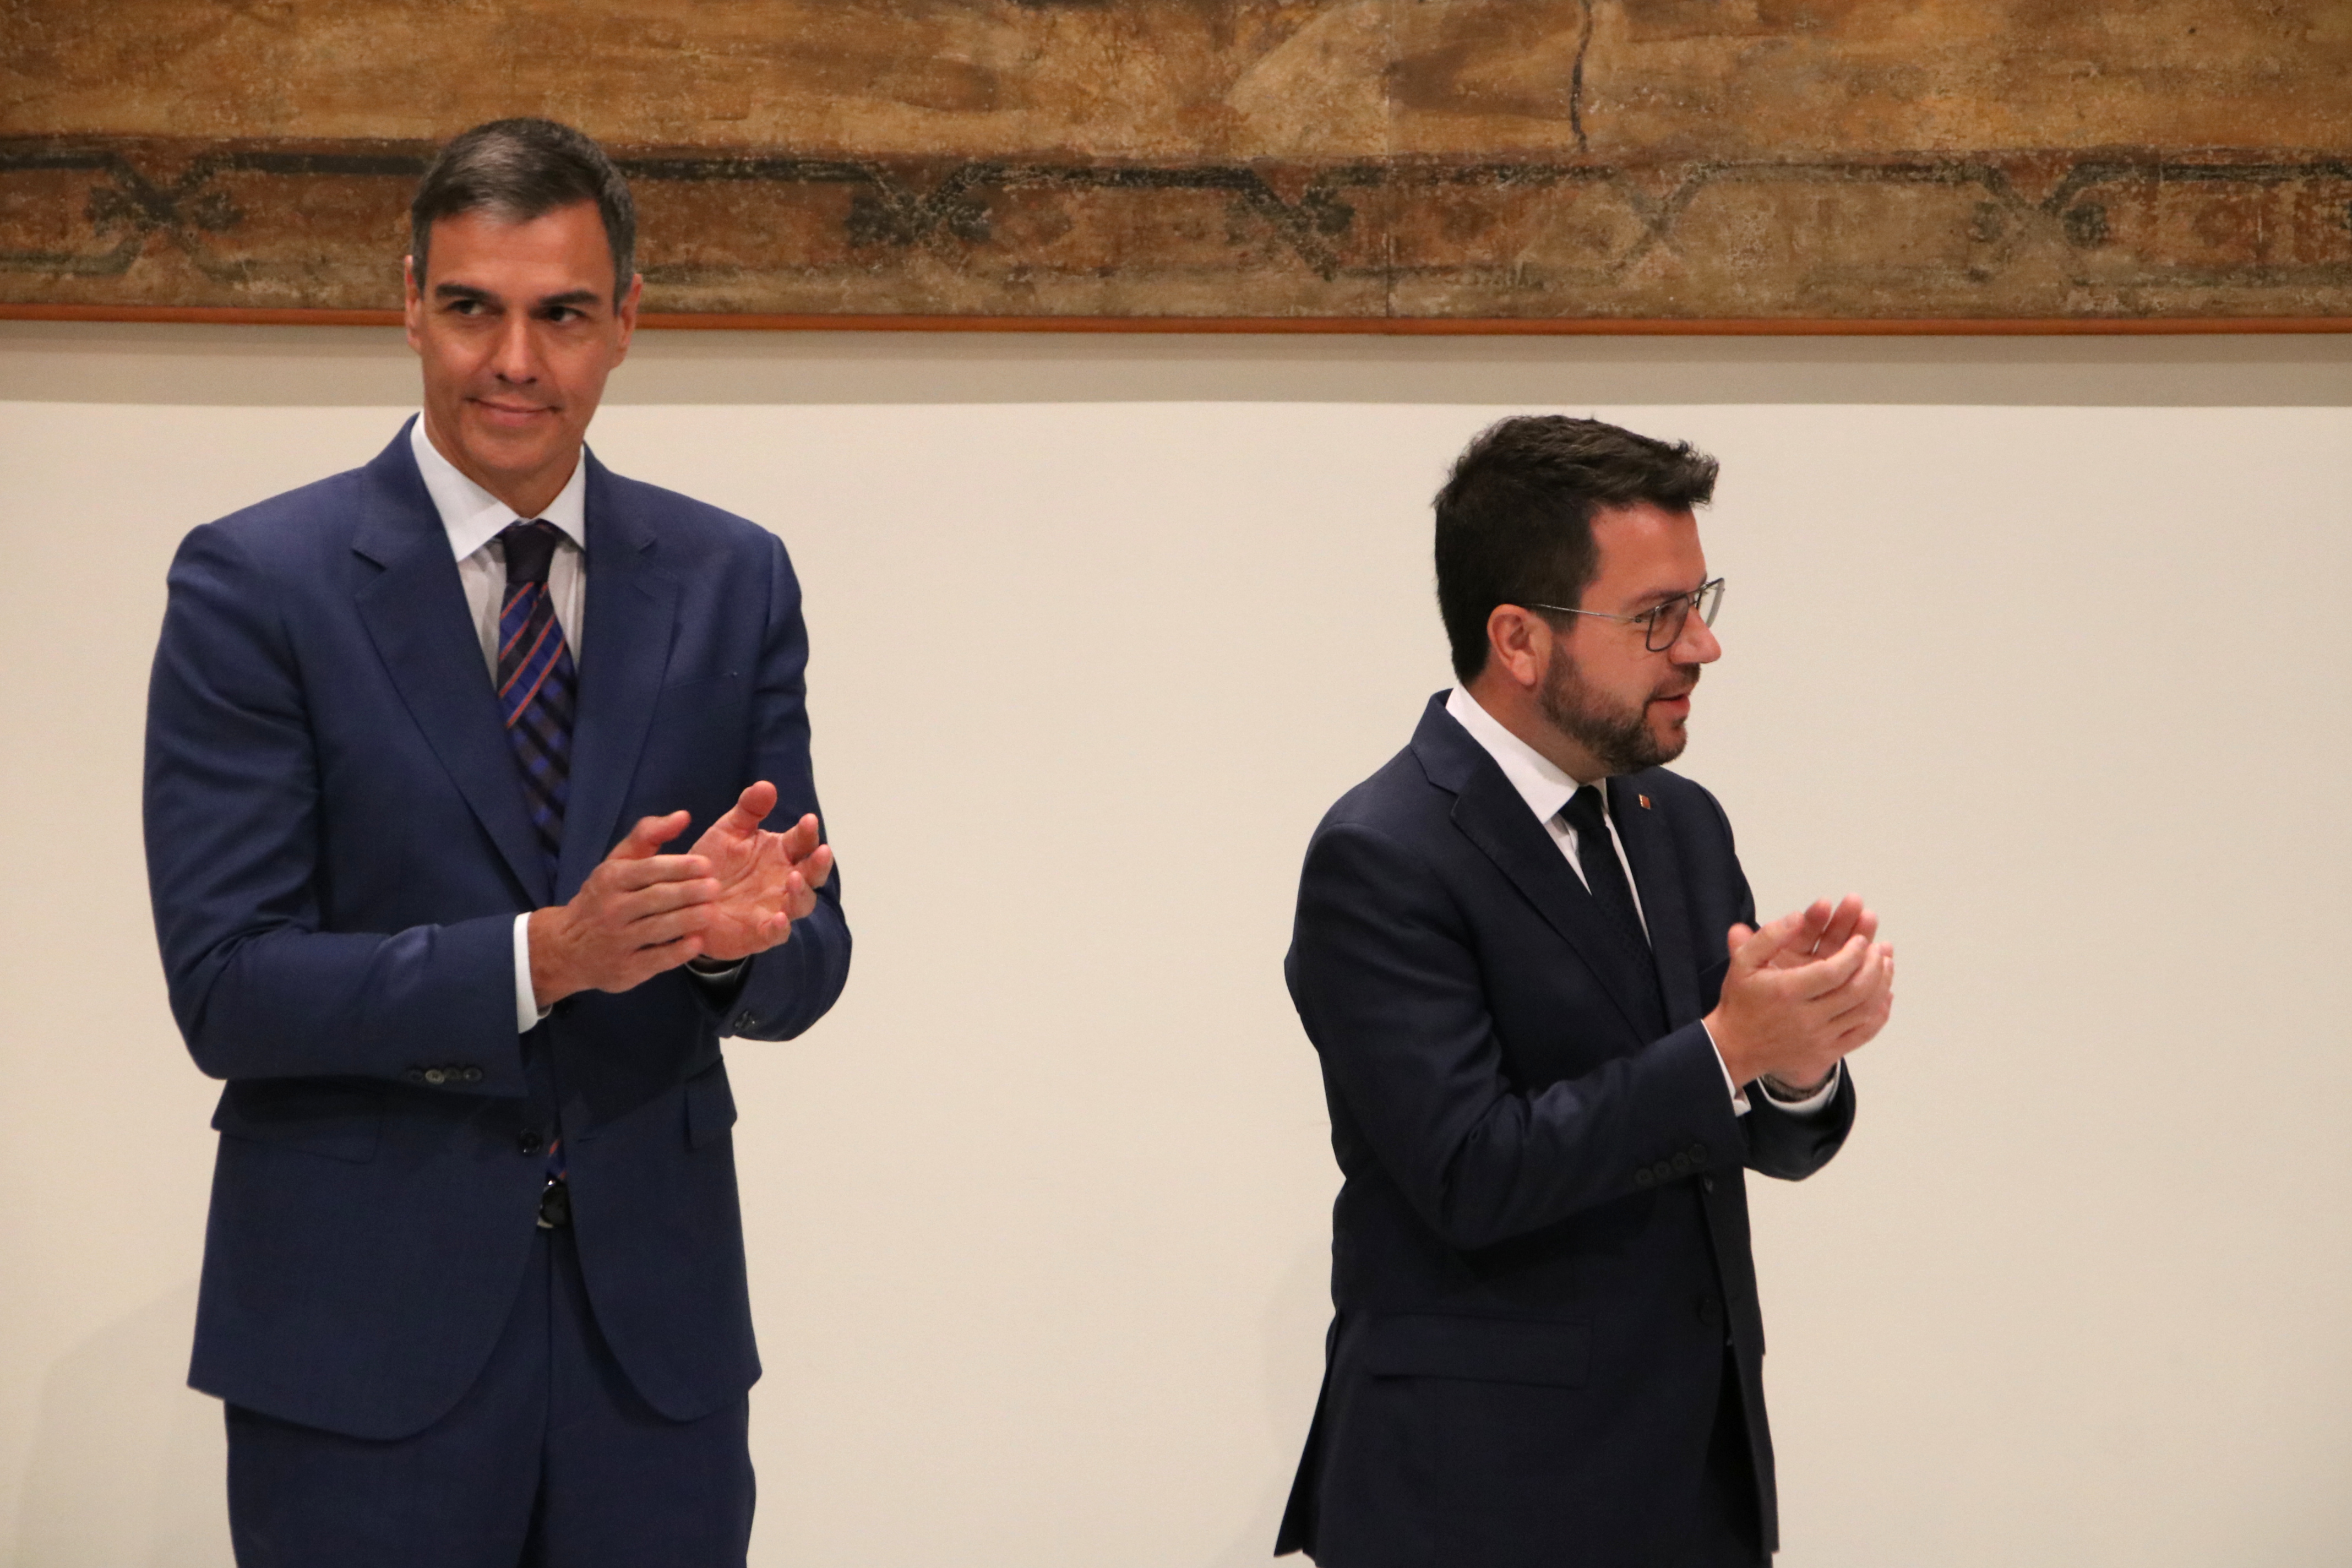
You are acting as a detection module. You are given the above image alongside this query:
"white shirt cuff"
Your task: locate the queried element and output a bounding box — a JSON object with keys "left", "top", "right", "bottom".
{"left": 686, "top": 956, "right": 747, "bottom": 986}
{"left": 1757, "top": 1060, "right": 1843, "bottom": 1115}
{"left": 513, "top": 913, "right": 549, "bottom": 1034}
{"left": 1700, "top": 1023, "right": 1842, "bottom": 1118}
{"left": 1701, "top": 1020, "right": 1752, "bottom": 1116}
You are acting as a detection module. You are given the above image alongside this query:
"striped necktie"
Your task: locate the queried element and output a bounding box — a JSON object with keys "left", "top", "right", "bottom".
{"left": 496, "top": 520, "right": 576, "bottom": 876}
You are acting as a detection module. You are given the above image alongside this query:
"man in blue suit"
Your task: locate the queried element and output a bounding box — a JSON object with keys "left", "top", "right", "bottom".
{"left": 143, "top": 119, "right": 849, "bottom": 1565}
{"left": 1274, "top": 417, "right": 1893, "bottom": 1566}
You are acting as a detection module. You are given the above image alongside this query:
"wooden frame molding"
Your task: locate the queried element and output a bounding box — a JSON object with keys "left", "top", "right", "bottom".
{"left": 5, "top": 303, "right": 2346, "bottom": 336}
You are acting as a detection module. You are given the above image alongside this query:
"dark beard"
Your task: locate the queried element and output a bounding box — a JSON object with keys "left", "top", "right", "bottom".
{"left": 1537, "top": 645, "right": 1694, "bottom": 775}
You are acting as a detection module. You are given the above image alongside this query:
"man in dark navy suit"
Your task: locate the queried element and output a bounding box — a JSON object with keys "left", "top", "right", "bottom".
{"left": 1274, "top": 417, "right": 1893, "bottom": 1567}
{"left": 143, "top": 120, "right": 848, "bottom": 1565}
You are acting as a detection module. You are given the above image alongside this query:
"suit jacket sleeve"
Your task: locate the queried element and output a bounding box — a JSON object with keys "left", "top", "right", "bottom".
{"left": 698, "top": 529, "right": 851, "bottom": 1041}
{"left": 1704, "top": 788, "right": 1859, "bottom": 1181}
{"left": 143, "top": 522, "right": 524, "bottom": 1092}
{"left": 1291, "top": 819, "right": 1747, "bottom": 1253}
{"left": 1741, "top": 1070, "right": 1855, "bottom": 1179}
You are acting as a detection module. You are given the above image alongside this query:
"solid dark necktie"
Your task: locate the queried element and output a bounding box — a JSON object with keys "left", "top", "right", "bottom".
{"left": 1561, "top": 784, "right": 1648, "bottom": 951}
{"left": 496, "top": 520, "right": 576, "bottom": 878}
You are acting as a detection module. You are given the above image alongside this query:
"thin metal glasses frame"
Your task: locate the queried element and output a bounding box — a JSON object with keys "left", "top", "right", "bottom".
{"left": 1523, "top": 578, "right": 1725, "bottom": 654}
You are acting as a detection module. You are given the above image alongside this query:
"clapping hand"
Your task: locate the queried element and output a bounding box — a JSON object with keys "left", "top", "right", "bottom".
{"left": 686, "top": 780, "right": 835, "bottom": 963}
{"left": 1765, "top": 895, "right": 1879, "bottom": 968}
{"left": 1705, "top": 895, "right": 1894, "bottom": 1096}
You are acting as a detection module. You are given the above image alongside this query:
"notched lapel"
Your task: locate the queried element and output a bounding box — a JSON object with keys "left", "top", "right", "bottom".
{"left": 1610, "top": 776, "right": 1703, "bottom": 1027}
{"left": 351, "top": 445, "right": 552, "bottom": 907}
{"left": 1446, "top": 764, "right": 1661, "bottom": 1042}
{"left": 557, "top": 471, "right": 678, "bottom": 900}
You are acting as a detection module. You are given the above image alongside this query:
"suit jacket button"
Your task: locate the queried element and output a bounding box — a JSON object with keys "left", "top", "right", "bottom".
{"left": 1654, "top": 1161, "right": 1675, "bottom": 1183}
{"left": 1670, "top": 1152, "right": 1692, "bottom": 1177}
{"left": 1689, "top": 1142, "right": 1710, "bottom": 1166}
{"left": 1634, "top": 1168, "right": 1656, "bottom": 1190}
{"left": 405, "top": 1067, "right": 426, "bottom": 1084}
{"left": 462, "top": 1066, "right": 483, "bottom": 1084}
{"left": 518, "top": 1129, "right": 545, "bottom": 1156}
{"left": 423, "top": 1067, "right": 447, "bottom": 1086}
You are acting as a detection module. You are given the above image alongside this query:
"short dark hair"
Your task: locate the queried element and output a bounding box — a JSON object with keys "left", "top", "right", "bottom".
{"left": 1433, "top": 416, "right": 1719, "bottom": 682}
{"left": 409, "top": 118, "right": 637, "bottom": 304}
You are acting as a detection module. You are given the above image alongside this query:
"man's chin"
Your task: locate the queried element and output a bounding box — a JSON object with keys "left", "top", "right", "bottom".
{"left": 454, "top": 428, "right": 568, "bottom": 490}
{"left": 461, "top": 423, "right": 556, "bottom": 462}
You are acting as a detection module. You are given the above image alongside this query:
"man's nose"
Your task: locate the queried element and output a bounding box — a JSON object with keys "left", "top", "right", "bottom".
{"left": 1675, "top": 608, "right": 1723, "bottom": 665}
{"left": 490, "top": 314, "right": 538, "bottom": 383}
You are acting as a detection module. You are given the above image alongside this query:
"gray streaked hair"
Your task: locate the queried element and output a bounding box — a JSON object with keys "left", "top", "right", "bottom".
{"left": 409, "top": 118, "right": 636, "bottom": 304}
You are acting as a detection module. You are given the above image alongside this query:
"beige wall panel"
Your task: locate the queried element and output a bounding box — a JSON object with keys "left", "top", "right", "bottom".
{"left": 0, "top": 324, "right": 2348, "bottom": 1565}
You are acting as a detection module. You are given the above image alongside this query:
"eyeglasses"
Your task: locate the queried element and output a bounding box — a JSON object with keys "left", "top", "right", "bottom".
{"left": 1524, "top": 578, "right": 1724, "bottom": 654}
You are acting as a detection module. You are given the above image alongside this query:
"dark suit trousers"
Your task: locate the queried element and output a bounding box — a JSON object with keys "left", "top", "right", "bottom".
{"left": 224, "top": 1225, "right": 754, "bottom": 1568}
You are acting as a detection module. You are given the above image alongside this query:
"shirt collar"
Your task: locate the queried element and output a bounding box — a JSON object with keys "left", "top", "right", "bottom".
{"left": 1444, "top": 684, "right": 1607, "bottom": 827}
{"left": 409, "top": 416, "right": 588, "bottom": 562}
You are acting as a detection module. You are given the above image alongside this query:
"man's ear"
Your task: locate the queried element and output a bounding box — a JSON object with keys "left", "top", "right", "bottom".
{"left": 612, "top": 272, "right": 643, "bottom": 361}
{"left": 1484, "top": 604, "right": 1554, "bottom": 691}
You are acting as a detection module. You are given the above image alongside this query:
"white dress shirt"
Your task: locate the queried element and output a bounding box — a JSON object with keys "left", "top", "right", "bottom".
{"left": 1442, "top": 685, "right": 1839, "bottom": 1117}
{"left": 413, "top": 418, "right": 589, "bottom": 674}
{"left": 410, "top": 419, "right": 587, "bottom": 1035}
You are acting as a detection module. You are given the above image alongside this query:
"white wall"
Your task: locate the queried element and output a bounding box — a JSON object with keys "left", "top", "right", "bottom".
{"left": 3, "top": 324, "right": 2349, "bottom": 1566}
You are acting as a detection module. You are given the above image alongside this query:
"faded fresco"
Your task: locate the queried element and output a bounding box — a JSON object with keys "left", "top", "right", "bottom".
{"left": 2, "top": 0, "right": 2348, "bottom": 323}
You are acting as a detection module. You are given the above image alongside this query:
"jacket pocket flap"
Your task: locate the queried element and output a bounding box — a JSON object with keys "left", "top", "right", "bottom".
{"left": 1363, "top": 1314, "right": 1590, "bottom": 1387}
{"left": 210, "top": 1079, "right": 384, "bottom": 1163}
{"left": 684, "top": 1061, "right": 738, "bottom": 1149}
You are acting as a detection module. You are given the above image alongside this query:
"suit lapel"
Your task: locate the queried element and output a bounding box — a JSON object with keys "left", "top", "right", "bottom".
{"left": 351, "top": 424, "right": 551, "bottom": 906}
{"left": 1609, "top": 775, "right": 1703, "bottom": 1028}
{"left": 1414, "top": 699, "right": 1661, "bottom": 1041}
{"left": 555, "top": 454, "right": 678, "bottom": 900}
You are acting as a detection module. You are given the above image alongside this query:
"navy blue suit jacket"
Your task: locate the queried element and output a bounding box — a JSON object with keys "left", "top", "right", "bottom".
{"left": 144, "top": 424, "right": 851, "bottom": 1440}
{"left": 1276, "top": 694, "right": 1853, "bottom": 1567}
